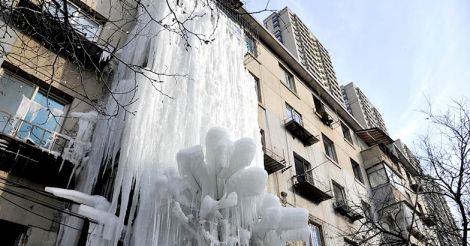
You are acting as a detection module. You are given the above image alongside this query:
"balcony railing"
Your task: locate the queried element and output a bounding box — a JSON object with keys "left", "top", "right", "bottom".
{"left": 292, "top": 172, "right": 332, "bottom": 203}
{"left": 284, "top": 117, "right": 319, "bottom": 146}
{"left": 0, "top": 109, "right": 87, "bottom": 165}
{"left": 333, "top": 200, "right": 364, "bottom": 222}
{"left": 263, "top": 146, "right": 286, "bottom": 174}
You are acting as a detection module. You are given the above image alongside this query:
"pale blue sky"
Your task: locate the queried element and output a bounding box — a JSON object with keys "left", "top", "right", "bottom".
{"left": 246, "top": 0, "right": 470, "bottom": 144}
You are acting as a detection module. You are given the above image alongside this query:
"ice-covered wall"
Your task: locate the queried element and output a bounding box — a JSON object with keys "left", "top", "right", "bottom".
{"left": 51, "top": 0, "right": 309, "bottom": 245}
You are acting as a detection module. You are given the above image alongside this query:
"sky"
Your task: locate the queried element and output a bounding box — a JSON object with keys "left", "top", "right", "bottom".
{"left": 245, "top": 0, "right": 470, "bottom": 145}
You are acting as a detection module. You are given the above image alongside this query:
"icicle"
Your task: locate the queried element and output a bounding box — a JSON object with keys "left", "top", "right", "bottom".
{"left": 53, "top": 0, "right": 310, "bottom": 245}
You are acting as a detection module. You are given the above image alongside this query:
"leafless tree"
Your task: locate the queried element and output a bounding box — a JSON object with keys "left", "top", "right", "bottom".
{"left": 341, "top": 100, "right": 468, "bottom": 246}
{"left": 0, "top": 0, "right": 273, "bottom": 118}
{"left": 417, "top": 98, "right": 470, "bottom": 246}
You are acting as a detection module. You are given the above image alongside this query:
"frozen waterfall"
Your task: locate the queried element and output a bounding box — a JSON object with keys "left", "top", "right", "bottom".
{"left": 49, "top": 0, "right": 309, "bottom": 245}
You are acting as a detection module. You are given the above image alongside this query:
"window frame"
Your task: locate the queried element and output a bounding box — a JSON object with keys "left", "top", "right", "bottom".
{"left": 313, "top": 94, "right": 326, "bottom": 114}
{"left": 341, "top": 122, "right": 353, "bottom": 144}
{"left": 332, "top": 181, "right": 346, "bottom": 203}
{"left": 0, "top": 69, "right": 70, "bottom": 137}
{"left": 322, "top": 134, "right": 338, "bottom": 163}
{"left": 43, "top": 0, "right": 103, "bottom": 42}
{"left": 251, "top": 74, "right": 262, "bottom": 103}
{"left": 286, "top": 103, "right": 302, "bottom": 125}
{"left": 294, "top": 152, "right": 313, "bottom": 183}
{"left": 280, "top": 65, "right": 296, "bottom": 92}
{"left": 351, "top": 158, "right": 364, "bottom": 183}
{"left": 361, "top": 200, "right": 372, "bottom": 220}
{"left": 245, "top": 33, "right": 258, "bottom": 56}
{"left": 308, "top": 221, "right": 325, "bottom": 246}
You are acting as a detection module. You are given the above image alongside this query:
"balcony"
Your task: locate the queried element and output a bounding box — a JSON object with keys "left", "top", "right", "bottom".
{"left": 263, "top": 147, "right": 286, "bottom": 174}
{"left": 361, "top": 144, "right": 400, "bottom": 170}
{"left": 9, "top": 0, "right": 106, "bottom": 66}
{"left": 372, "top": 183, "right": 412, "bottom": 207}
{"left": 284, "top": 117, "right": 319, "bottom": 146}
{"left": 0, "top": 109, "right": 85, "bottom": 187}
{"left": 292, "top": 172, "right": 332, "bottom": 203}
{"left": 333, "top": 200, "right": 364, "bottom": 222}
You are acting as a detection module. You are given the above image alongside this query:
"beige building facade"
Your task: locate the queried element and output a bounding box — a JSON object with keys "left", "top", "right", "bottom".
{"left": 0, "top": 0, "right": 132, "bottom": 243}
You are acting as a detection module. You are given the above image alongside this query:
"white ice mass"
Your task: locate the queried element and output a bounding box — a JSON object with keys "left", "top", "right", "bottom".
{"left": 47, "top": 0, "right": 309, "bottom": 245}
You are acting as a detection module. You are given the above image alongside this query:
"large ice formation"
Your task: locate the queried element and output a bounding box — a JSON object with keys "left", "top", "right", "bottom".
{"left": 48, "top": 0, "right": 309, "bottom": 245}
{"left": 48, "top": 129, "right": 309, "bottom": 245}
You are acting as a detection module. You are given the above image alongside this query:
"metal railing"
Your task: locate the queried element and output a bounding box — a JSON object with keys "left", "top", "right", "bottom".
{"left": 0, "top": 109, "right": 83, "bottom": 164}
{"left": 293, "top": 172, "right": 331, "bottom": 193}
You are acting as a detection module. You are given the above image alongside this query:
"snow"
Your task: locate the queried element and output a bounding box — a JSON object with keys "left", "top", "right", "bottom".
{"left": 51, "top": 0, "right": 309, "bottom": 245}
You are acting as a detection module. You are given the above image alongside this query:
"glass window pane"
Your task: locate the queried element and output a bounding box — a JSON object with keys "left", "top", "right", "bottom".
{"left": 18, "top": 92, "right": 65, "bottom": 147}
{"left": 0, "top": 74, "right": 35, "bottom": 116}
{"left": 309, "top": 223, "right": 323, "bottom": 246}
{"left": 368, "top": 167, "right": 388, "bottom": 188}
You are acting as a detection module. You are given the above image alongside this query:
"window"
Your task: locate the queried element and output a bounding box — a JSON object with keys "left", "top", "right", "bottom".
{"left": 332, "top": 182, "right": 346, "bottom": 203}
{"left": 308, "top": 222, "right": 324, "bottom": 246}
{"left": 361, "top": 201, "right": 372, "bottom": 219}
{"left": 0, "top": 219, "right": 27, "bottom": 245}
{"left": 280, "top": 66, "right": 295, "bottom": 92}
{"left": 367, "top": 165, "right": 388, "bottom": 188}
{"left": 44, "top": 0, "right": 102, "bottom": 42}
{"left": 245, "top": 33, "right": 257, "bottom": 56}
{"left": 0, "top": 71, "right": 67, "bottom": 148}
{"left": 323, "top": 134, "right": 337, "bottom": 162}
{"left": 313, "top": 95, "right": 325, "bottom": 114}
{"left": 351, "top": 159, "right": 363, "bottom": 183}
{"left": 286, "top": 103, "right": 302, "bottom": 125}
{"left": 417, "top": 203, "right": 423, "bottom": 214}
{"left": 252, "top": 74, "right": 262, "bottom": 103}
{"left": 341, "top": 122, "right": 353, "bottom": 144}
{"left": 294, "top": 153, "right": 312, "bottom": 183}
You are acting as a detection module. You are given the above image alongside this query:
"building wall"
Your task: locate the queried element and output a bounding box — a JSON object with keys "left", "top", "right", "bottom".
{"left": 245, "top": 36, "right": 371, "bottom": 245}
{"left": 264, "top": 7, "right": 345, "bottom": 108}
{"left": 0, "top": 171, "right": 70, "bottom": 246}
{"left": 0, "top": 0, "right": 133, "bottom": 243}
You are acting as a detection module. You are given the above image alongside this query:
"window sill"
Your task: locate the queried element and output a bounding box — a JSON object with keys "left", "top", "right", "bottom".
{"left": 354, "top": 178, "right": 366, "bottom": 188}
{"left": 325, "top": 154, "right": 341, "bottom": 169}
{"left": 280, "top": 80, "right": 300, "bottom": 100}
{"left": 244, "top": 52, "right": 261, "bottom": 64}
{"left": 344, "top": 139, "right": 355, "bottom": 149}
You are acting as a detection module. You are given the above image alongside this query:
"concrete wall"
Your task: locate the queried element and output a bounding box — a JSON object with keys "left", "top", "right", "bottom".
{"left": 0, "top": 171, "right": 71, "bottom": 246}
{"left": 245, "top": 37, "right": 371, "bottom": 245}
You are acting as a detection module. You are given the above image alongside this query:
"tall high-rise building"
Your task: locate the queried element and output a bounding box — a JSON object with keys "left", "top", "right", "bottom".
{"left": 342, "top": 82, "right": 389, "bottom": 133}
{"left": 263, "top": 7, "right": 345, "bottom": 106}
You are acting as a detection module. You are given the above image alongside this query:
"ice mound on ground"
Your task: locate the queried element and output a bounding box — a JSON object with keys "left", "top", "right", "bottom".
{"left": 47, "top": 128, "right": 309, "bottom": 245}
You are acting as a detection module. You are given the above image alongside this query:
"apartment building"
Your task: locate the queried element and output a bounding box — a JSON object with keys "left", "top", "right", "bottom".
{"left": 263, "top": 7, "right": 345, "bottom": 107}
{"left": 0, "top": 0, "right": 132, "bottom": 244}
{"left": 243, "top": 8, "right": 441, "bottom": 246}
{"left": 0, "top": 0, "right": 456, "bottom": 245}
{"left": 342, "top": 82, "right": 389, "bottom": 134}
